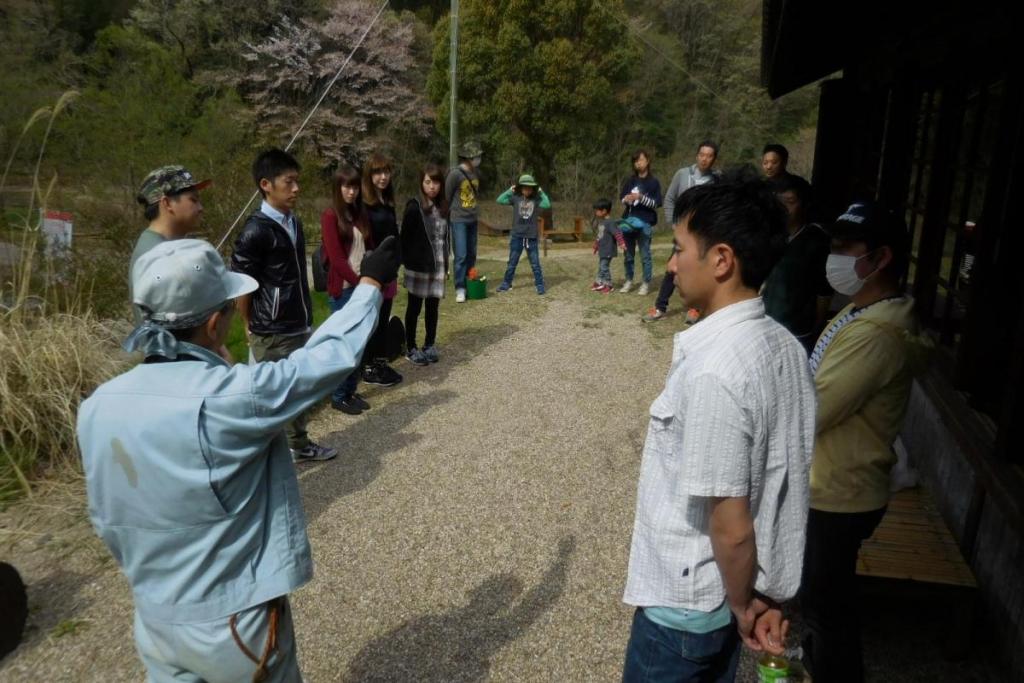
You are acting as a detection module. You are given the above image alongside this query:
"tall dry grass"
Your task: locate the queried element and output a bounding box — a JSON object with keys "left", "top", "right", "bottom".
{"left": 0, "top": 304, "right": 130, "bottom": 502}
{"left": 1, "top": 92, "right": 132, "bottom": 503}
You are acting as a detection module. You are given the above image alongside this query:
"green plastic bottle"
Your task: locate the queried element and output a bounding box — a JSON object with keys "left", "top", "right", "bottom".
{"left": 757, "top": 653, "right": 790, "bottom": 683}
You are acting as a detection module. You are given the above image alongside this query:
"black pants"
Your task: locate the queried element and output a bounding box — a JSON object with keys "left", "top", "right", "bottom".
{"left": 800, "top": 506, "right": 887, "bottom": 683}
{"left": 366, "top": 296, "right": 393, "bottom": 362}
{"left": 405, "top": 293, "right": 439, "bottom": 350}
{"left": 654, "top": 271, "right": 676, "bottom": 312}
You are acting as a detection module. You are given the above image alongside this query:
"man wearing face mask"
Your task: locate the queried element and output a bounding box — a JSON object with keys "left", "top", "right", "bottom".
{"left": 801, "top": 201, "right": 930, "bottom": 682}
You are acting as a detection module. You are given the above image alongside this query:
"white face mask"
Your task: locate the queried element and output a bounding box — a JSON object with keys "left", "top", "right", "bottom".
{"left": 826, "top": 252, "right": 877, "bottom": 296}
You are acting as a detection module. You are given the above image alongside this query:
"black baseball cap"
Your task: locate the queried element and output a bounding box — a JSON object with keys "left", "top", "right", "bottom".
{"left": 828, "top": 201, "right": 910, "bottom": 256}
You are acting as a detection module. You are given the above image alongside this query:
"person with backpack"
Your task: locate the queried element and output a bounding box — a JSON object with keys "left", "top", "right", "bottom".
{"left": 618, "top": 149, "right": 662, "bottom": 296}
{"left": 445, "top": 141, "right": 482, "bottom": 303}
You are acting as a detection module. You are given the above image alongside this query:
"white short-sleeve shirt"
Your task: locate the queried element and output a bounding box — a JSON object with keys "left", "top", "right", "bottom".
{"left": 623, "top": 297, "right": 816, "bottom": 611}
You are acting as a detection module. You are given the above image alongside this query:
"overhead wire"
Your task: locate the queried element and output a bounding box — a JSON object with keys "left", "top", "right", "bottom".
{"left": 216, "top": 0, "right": 391, "bottom": 250}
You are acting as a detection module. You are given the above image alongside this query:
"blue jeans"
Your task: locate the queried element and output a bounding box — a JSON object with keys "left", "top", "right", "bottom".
{"left": 502, "top": 237, "right": 544, "bottom": 289}
{"left": 452, "top": 220, "right": 478, "bottom": 289}
{"left": 328, "top": 288, "right": 361, "bottom": 402}
{"left": 597, "top": 257, "right": 613, "bottom": 285}
{"left": 623, "top": 230, "right": 653, "bottom": 283}
{"left": 622, "top": 608, "right": 740, "bottom": 683}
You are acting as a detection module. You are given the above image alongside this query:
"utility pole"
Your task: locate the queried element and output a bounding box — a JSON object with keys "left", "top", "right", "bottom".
{"left": 449, "top": 0, "right": 459, "bottom": 169}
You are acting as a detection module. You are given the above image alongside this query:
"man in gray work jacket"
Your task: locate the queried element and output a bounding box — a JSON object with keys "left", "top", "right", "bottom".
{"left": 78, "top": 237, "right": 399, "bottom": 682}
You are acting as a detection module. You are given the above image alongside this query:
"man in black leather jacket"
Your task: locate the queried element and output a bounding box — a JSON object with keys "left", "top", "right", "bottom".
{"left": 231, "top": 149, "right": 337, "bottom": 464}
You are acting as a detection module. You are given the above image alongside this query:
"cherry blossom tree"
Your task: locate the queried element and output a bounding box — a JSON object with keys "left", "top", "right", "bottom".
{"left": 227, "top": 1, "right": 433, "bottom": 169}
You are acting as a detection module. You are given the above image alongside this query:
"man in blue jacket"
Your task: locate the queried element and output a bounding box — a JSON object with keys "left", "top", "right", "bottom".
{"left": 77, "top": 237, "right": 398, "bottom": 682}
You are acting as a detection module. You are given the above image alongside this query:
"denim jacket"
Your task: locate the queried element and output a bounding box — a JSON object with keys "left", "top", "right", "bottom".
{"left": 78, "top": 285, "right": 382, "bottom": 624}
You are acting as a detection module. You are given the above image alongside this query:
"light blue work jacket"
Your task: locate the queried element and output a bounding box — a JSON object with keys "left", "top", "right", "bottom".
{"left": 77, "top": 285, "right": 382, "bottom": 624}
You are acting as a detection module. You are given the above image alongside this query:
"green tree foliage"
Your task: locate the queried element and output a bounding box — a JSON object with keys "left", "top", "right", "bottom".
{"left": 54, "top": 0, "right": 135, "bottom": 50}
{"left": 0, "top": 2, "right": 81, "bottom": 168}
{"left": 53, "top": 26, "right": 200, "bottom": 192}
{"left": 428, "top": 0, "right": 692, "bottom": 197}
{"left": 129, "top": 0, "right": 325, "bottom": 76}
{"left": 646, "top": 0, "right": 819, "bottom": 171}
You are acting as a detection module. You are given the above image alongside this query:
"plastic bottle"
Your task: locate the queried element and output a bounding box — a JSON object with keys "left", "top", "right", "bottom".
{"left": 757, "top": 647, "right": 803, "bottom": 683}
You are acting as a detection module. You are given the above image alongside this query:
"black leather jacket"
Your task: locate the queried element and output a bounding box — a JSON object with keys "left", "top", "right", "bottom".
{"left": 230, "top": 212, "right": 313, "bottom": 335}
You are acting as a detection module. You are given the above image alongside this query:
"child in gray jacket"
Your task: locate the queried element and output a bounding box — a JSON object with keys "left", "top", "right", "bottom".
{"left": 591, "top": 198, "right": 626, "bottom": 293}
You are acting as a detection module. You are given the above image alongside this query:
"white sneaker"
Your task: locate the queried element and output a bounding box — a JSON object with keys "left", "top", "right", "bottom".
{"left": 619, "top": 280, "right": 633, "bottom": 293}
{"left": 637, "top": 282, "right": 650, "bottom": 296}
{"left": 456, "top": 288, "right": 466, "bottom": 303}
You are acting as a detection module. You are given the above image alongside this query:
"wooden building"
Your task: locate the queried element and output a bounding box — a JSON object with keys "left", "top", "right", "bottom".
{"left": 762, "top": 1, "right": 1023, "bottom": 676}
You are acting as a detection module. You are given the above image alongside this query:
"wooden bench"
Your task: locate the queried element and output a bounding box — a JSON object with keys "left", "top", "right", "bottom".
{"left": 477, "top": 219, "right": 508, "bottom": 237}
{"left": 857, "top": 487, "right": 975, "bottom": 587}
{"left": 539, "top": 216, "right": 585, "bottom": 256}
{"left": 857, "top": 486, "right": 976, "bottom": 657}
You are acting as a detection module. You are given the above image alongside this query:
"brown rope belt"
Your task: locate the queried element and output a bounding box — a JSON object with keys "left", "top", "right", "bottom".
{"left": 229, "top": 598, "right": 283, "bottom": 683}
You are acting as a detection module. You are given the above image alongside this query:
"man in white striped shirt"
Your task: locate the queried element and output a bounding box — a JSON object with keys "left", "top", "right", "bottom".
{"left": 622, "top": 178, "right": 817, "bottom": 681}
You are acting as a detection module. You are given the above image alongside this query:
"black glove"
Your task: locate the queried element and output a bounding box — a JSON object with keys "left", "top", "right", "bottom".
{"left": 359, "top": 235, "right": 400, "bottom": 285}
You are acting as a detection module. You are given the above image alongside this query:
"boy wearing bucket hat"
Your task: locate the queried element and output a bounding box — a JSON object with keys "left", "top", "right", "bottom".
{"left": 495, "top": 174, "right": 550, "bottom": 294}
{"left": 445, "top": 140, "right": 483, "bottom": 303}
{"left": 77, "top": 237, "right": 399, "bottom": 682}
{"left": 130, "top": 165, "right": 211, "bottom": 325}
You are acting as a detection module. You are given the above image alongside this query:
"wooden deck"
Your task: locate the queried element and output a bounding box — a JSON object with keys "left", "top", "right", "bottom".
{"left": 857, "top": 487, "right": 976, "bottom": 587}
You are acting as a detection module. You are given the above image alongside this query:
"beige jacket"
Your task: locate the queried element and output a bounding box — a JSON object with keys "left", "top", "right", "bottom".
{"left": 811, "top": 297, "right": 930, "bottom": 512}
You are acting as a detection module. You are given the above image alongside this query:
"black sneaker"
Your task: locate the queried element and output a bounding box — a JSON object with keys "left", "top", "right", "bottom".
{"left": 331, "top": 396, "right": 363, "bottom": 415}
{"left": 290, "top": 442, "right": 338, "bottom": 463}
{"left": 381, "top": 363, "right": 403, "bottom": 384}
{"left": 350, "top": 393, "right": 370, "bottom": 411}
{"left": 363, "top": 361, "right": 402, "bottom": 386}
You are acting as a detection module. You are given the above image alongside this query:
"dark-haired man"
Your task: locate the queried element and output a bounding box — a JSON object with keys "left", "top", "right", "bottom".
{"left": 231, "top": 149, "right": 335, "bottom": 464}
{"left": 130, "top": 165, "right": 211, "bottom": 325}
{"left": 761, "top": 143, "right": 811, "bottom": 194}
{"left": 622, "top": 179, "right": 816, "bottom": 681}
{"left": 643, "top": 140, "right": 720, "bottom": 322}
{"left": 801, "top": 202, "right": 929, "bottom": 682}
{"left": 762, "top": 176, "right": 833, "bottom": 351}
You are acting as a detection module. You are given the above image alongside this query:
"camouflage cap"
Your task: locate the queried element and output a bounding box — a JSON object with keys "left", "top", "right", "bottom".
{"left": 516, "top": 174, "right": 538, "bottom": 187}
{"left": 458, "top": 140, "right": 483, "bottom": 159}
{"left": 137, "top": 165, "right": 212, "bottom": 206}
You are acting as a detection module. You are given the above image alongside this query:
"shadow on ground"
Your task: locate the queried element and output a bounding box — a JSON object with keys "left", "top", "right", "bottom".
{"left": 344, "top": 536, "right": 576, "bottom": 683}
{"left": 299, "top": 389, "right": 458, "bottom": 524}
{"left": 381, "top": 323, "right": 519, "bottom": 391}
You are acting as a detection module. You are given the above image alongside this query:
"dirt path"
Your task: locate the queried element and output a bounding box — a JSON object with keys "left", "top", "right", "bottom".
{"left": 0, "top": 263, "right": 673, "bottom": 682}
{"left": 0, "top": 248, "right": 992, "bottom": 681}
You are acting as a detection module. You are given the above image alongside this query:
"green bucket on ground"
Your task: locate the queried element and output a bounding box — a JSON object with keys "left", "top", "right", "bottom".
{"left": 466, "top": 278, "right": 487, "bottom": 300}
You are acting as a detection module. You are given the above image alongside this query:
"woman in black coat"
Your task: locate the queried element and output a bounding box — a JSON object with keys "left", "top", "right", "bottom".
{"left": 361, "top": 153, "right": 403, "bottom": 386}
{"left": 400, "top": 163, "right": 449, "bottom": 365}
